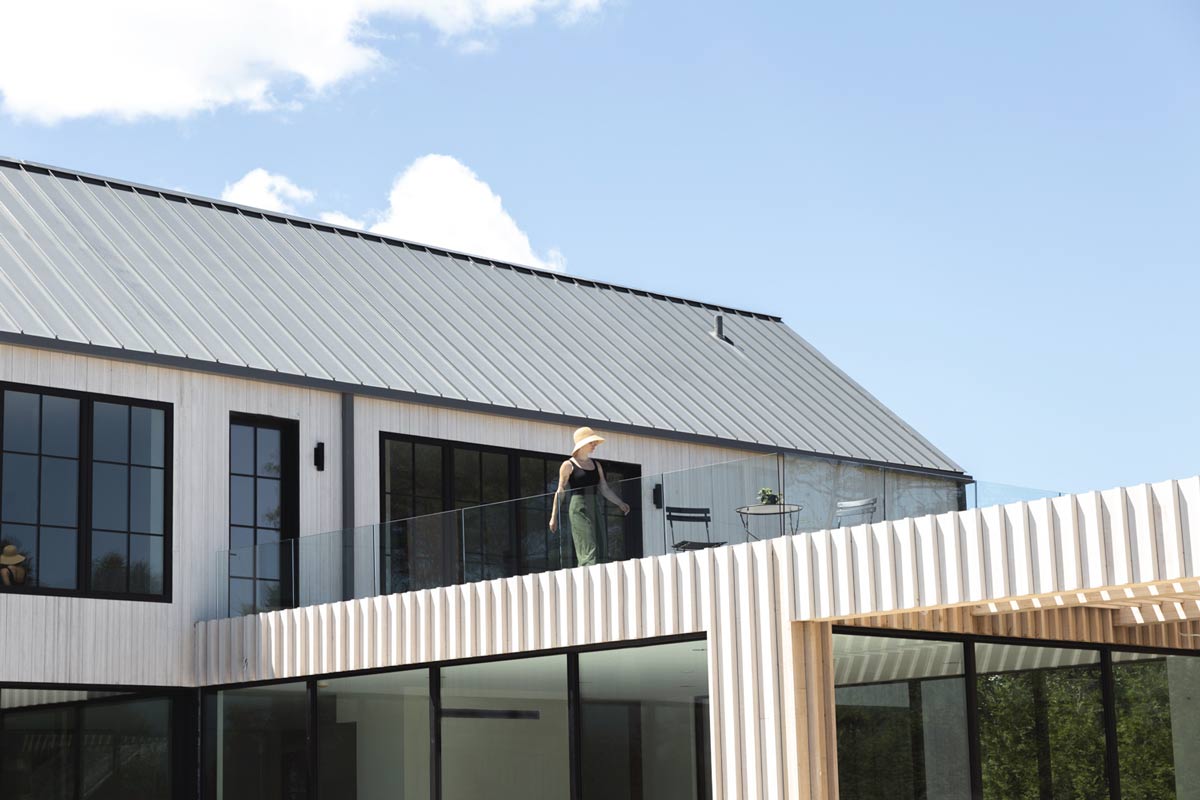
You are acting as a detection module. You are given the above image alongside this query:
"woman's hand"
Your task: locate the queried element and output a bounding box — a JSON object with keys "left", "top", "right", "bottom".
{"left": 619, "top": 502, "right": 630, "bottom": 515}
{"left": 549, "top": 516, "right": 558, "bottom": 533}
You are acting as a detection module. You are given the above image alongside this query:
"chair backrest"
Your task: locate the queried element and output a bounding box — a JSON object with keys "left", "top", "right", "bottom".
{"left": 666, "top": 506, "right": 712, "bottom": 524}
{"left": 834, "top": 497, "right": 877, "bottom": 527}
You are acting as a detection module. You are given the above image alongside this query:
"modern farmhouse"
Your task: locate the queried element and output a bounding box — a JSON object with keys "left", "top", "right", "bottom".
{"left": 1, "top": 156, "right": 1198, "bottom": 799}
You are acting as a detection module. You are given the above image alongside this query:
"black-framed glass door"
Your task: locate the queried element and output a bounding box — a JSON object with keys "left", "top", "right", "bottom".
{"left": 229, "top": 416, "right": 298, "bottom": 615}
{"left": 381, "top": 434, "right": 642, "bottom": 594}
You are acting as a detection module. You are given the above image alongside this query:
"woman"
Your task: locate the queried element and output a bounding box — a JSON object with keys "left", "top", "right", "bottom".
{"left": 549, "top": 427, "right": 629, "bottom": 567}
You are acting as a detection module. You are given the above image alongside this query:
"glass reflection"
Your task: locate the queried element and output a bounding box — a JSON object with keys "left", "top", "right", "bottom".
{"left": 92, "top": 402, "right": 129, "bottom": 463}
{"left": 317, "top": 670, "right": 431, "bottom": 800}
{"left": 3, "top": 391, "right": 40, "bottom": 453}
{"left": 0, "top": 706, "right": 77, "bottom": 800}
{"left": 441, "top": 656, "right": 569, "bottom": 800}
{"left": 1113, "top": 651, "right": 1200, "bottom": 799}
{"left": 214, "top": 682, "right": 308, "bottom": 800}
{"left": 580, "top": 640, "right": 712, "bottom": 800}
{"left": 975, "top": 643, "right": 1106, "bottom": 800}
{"left": 833, "top": 634, "right": 970, "bottom": 800}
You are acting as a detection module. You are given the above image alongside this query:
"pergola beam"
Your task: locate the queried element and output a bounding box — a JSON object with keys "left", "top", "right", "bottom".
{"left": 1116, "top": 600, "right": 1200, "bottom": 627}
{"left": 972, "top": 580, "right": 1200, "bottom": 617}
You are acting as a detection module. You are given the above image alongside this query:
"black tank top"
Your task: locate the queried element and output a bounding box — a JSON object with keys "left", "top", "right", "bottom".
{"left": 567, "top": 458, "right": 601, "bottom": 491}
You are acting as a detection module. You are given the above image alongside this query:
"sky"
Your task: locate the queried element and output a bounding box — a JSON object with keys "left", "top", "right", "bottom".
{"left": 1, "top": 1, "right": 1197, "bottom": 494}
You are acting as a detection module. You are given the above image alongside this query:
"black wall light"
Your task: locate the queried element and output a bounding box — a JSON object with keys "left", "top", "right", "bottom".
{"left": 652, "top": 483, "right": 664, "bottom": 509}
{"left": 313, "top": 442, "right": 325, "bottom": 471}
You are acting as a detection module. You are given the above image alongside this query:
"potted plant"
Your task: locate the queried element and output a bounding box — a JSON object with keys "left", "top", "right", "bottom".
{"left": 757, "top": 487, "right": 781, "bottom": 505}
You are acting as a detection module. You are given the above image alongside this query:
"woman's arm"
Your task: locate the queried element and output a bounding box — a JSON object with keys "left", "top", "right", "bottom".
{"left": 596, "top": 462, "right": 630, "bottom": 515}
{"left": 548, "top": 460, "right": 573, "bottom": 532}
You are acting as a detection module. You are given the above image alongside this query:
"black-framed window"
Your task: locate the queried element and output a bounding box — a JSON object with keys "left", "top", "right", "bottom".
{"left": 228, "top": 415, "right": 299, "bottom": 616}
{"left": 0, "top": 383, "right": 172, "bottom": 600}
{"left": 202, "top": 634, "right": 711, "bottom": 800}
{"left": 0, "top": 685, "right": 195, "bottom": 800}
{"left": 380, "top": 434, "right": 642, "bottom": 593}
{"left": 832, "top": 628, "right": 1200, "bottom": 800}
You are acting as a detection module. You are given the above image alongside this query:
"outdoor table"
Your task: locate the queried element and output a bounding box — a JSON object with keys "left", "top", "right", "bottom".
{"left": 736, "top": 503, "right": 803, "bottom": 540}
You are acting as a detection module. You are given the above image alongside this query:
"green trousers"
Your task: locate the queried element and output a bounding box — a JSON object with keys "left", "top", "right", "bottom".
{"left": 568, "top": 492, "right": 600, "bottom": 567}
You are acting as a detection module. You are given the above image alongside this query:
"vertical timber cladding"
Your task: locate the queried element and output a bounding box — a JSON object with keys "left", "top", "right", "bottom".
{"left": 197, "top": 539, "right": 838, "bottom": 800}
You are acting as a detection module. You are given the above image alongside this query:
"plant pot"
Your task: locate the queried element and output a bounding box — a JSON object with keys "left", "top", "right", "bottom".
{"left": 760, "top": 494, "right": 779, "bottom": 505}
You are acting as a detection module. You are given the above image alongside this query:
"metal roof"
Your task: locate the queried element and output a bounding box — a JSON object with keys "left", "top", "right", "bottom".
{"left": 0, "top": 157, "right": 962, "bottom": 474}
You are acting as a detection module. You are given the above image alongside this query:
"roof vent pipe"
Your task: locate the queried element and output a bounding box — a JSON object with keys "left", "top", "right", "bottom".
{"left": 714, "top": 314, "right": 724, "bottom": 339}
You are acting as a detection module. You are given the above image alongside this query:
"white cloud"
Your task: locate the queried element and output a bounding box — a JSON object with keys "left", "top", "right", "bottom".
{"left": 319, "top": 210, "right": 368, "bottom": 229}
{"left": 221, "top": 169, "right": 315, "bottom": 214}
{"left": 370, "top": 154, "right": 564, "bottom": 271}
{"left": 0, "top": 0, "right": 607, "bottom": 124}
{"left": 220, "top": 155, "right": 564, "bottom": 270}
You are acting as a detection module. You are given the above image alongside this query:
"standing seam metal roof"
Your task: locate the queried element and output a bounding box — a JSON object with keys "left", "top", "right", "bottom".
{"left": 0, "top": 158, "right": 962, "bottom": 474}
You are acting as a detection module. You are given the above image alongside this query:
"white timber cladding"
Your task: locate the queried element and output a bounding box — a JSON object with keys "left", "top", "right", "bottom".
{"left": 195, "top": 475, "right": 1200, "bottom": 798}
{"left": 0, "top": 342, "right": 758, "bottom": 686}
{"left": 0, "top": 343, "right": 344, "bottom": 686}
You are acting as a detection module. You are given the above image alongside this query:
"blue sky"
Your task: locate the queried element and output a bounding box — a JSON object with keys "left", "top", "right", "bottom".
{"left": 2, "top": 2, "right": 1197, "bottom": 493}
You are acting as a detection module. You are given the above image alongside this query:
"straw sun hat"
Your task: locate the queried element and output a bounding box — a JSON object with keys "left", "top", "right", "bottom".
{"left": 0, "top": 544, "right": 26, "bottom": 565}
{"left": 571, "top": 427, "right": 605, "bottom": 456}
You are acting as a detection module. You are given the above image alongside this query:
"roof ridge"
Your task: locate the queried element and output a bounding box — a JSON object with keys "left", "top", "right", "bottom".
{"left": 0, "top": 155, "right": 782, "bottom": 322}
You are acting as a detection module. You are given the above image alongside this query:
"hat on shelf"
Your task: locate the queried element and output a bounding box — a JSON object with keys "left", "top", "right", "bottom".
{"left": 0, "top": 544, "right": 27, "bottom": 565}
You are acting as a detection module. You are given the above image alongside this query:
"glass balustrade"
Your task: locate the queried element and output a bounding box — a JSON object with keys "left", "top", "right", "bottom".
{"left": 215, "top": 454, "right": 1061, "bottom": 617}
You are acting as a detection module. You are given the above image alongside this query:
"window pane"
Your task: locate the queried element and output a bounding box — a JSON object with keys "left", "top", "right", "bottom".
{"left": 388, "top": 494, "right": 414, "bottom": 522}
{"left": 3, "top": 391, "right": 40, "bottom": 453}
{"left": 441, "top": 655, "right": 569, "bottom": 800}
{"left": 129, "top": 533, "right": 164, "bottom": 595}
{"left": 230, "top": 476, "right": 254, "bottom": 527}
{"left": 131, "top": 406, "right": 165, "bottom": 467}
{"left": 92, "top": 530, "right": 128, "bottom": 593}
{"left": 229, "top": 527, "right": 255, "bottom": 578}
{"left": 257, "top": 478, "right": 281, "bottom": 528}
{"left": 93, "top": 462, "right": 129, "bottom": 530}
{"left": 414, "top": 443, "right": 442, "bottom": 498}
{"left": 257, "top": 427, "right": 281, "bottom": 477}
{"left": 1, "top": 523, "right": 36, "bottom": 588}
{"left": 40, "top": 395, "right": 79, "bottom": 458}
{"left": 40, "top": 456, "right": 78, "bottom": 528}
{"left": 230, "top": 424, "right": 254, "bottom": 475}
{"left": 1114, "top": 651, "right": 1200, "bottom": 798}
{"left": 580, "top": 640, "right": 712, "bottom": 800}
{"left": 80, "top": 697, "right": 172, "bottom": 799}
{"left": 257, "top": 579, "right": 283, "bottom": 612}
{"left": 454, "top": 448, "right": 481, "bottom": 505}
{"left": 976, "top": 643, "right": 1106, "bottom": 800}
{"left": 0, "top": 706, "right": 77, "bottom": 800}
{"left": 832, "top": 634, "right": 970, "bottom": 800}
{"left": 386, "top": 439, "right": 413, "bottom": 495}
{"left": 482, "top": 451, "right": 508, "bottom": 504}
{"left": 213, "top": 682, "right": 309, "bottom": 800}
{"left": 2, "top": 452, "right": 38, "bottom": 523}
{"left": 318, "top": 670, "right": 431, "bottom": 800}
{"left": 228, "top": 578, "right": 255, "bottom": 617}
{"left": 38, "top": 526, "right": 77, "bottom": 589}
{"left": 256, "top": 529, "right": 281, "bottom": 580}
{"left": 93, "top": 402, "right": 130, "bottom": 462}
{"left": 130, "top": 466, "right": 164, "bottom": 534}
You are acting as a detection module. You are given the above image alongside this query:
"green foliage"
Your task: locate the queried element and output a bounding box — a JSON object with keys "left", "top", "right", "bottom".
{"left": 1114, "top": 659, "right": 1176, "bottom": 800}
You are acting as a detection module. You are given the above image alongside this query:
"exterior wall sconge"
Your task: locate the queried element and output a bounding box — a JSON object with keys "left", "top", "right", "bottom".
{"left": 314, "top": 442, "right": 325, "bottom": 471}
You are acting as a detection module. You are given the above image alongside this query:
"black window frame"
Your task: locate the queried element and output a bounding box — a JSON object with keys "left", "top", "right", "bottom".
{"left": 0, "top": 381, "right": 174, "bottom": 602}
{"left": 200, "top": 631, "right": 710, "bottom": 800}
{"left": 379, "top": 431, "right": 644, "bottom": 589}
{"left": 829, "top": 626, "right": 1200, "bottom": 800}
{"left": 227, "top": 413, "right": 301, "bottom": 616}
{"left": 0, "top": 681, "right": 197, "bottom": 800}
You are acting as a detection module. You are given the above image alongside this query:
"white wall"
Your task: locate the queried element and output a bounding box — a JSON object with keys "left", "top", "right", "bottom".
{"left": 0, "top": 342, "right": 344, "bottom": 686}
{"left": 0, "top": 343, "right": 762, "bottom": 686}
